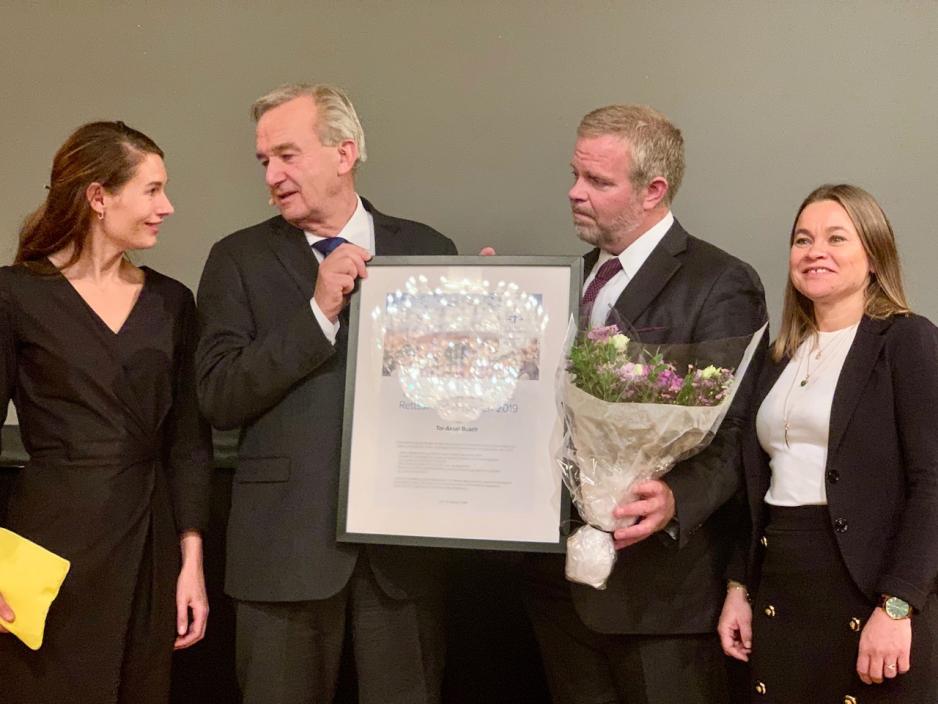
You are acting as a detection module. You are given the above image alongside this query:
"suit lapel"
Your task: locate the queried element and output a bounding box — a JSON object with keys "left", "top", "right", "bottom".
{"left": 365, "top": 197, "right": 436, "bottom": 256}
{"left": 371, "top": 208, "right": 404, "bottom": 255}
{"left": 757, "top": 352, "right": 788, "bottom": 403}
{"left": 264, "top": 198, "right": 414, "bottom": 290}
{"left": 828, "top": 316, "right": 890, "bottom": 457}
{"left": 266, "top": 217, "right": 319, "bottom": 299}
{"left": 582, "top": 248, "right": 600, "bottom": 280}
{"left": 610, "top": 221, "right": 687, "bottom": 325}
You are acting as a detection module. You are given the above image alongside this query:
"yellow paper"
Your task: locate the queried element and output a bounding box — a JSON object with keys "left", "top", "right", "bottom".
{"left": 0, "top": 528, "right": 71, "bottom": 650}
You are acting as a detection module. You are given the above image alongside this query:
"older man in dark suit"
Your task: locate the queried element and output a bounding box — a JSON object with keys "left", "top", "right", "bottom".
{"left": 196, "top": 83, "right": 456, "bottom": 704}
{"left": 523, "top": 105, "right": 767, "bottom": 703}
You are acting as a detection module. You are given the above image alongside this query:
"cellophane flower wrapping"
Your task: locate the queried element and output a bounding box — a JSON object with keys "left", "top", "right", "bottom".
{"left": 557, "top": 321, "right": 766, "bottom": 589}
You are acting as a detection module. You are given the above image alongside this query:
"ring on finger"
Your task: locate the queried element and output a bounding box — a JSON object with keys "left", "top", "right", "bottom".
{"left": 885, "top": 663, "right": 897, "bottom": 671}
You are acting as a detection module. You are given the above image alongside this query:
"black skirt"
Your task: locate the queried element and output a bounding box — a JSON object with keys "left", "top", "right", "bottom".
{"left": 750, "top": 504, "right": 938, "bottom": 703}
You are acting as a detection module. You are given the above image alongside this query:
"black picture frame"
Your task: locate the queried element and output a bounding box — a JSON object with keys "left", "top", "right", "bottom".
{"left": 336, "top": 255, "right": 582, "bottom": 552}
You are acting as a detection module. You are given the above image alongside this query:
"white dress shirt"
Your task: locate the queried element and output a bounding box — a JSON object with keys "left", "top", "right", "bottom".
{"left": 306, "top": 196, "right": 375, "bottom": 344}
{"left": 582, "top": 211, "right": 674, "bottom": 329}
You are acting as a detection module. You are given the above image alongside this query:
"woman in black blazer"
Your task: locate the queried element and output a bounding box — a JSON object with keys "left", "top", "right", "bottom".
{"left": 717, "top": 184, "right": 938, "bottom": 702}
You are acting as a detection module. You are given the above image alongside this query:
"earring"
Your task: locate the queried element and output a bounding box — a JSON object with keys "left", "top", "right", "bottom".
{"left": 97, "top": 211, "right": 105, "bottom": 221}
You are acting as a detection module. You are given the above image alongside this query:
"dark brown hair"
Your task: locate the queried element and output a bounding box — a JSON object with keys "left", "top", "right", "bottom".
{"left": 16, "top": 121, "right": 164, "bottom": 268}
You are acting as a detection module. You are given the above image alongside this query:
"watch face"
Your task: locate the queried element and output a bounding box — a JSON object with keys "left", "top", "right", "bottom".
{"left": 885, "top": 596, "right": 911, "bottom": 619}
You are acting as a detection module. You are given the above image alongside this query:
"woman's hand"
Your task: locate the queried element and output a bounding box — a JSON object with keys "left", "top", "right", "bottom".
{"left": 0, "top": 591, "right": 14, "bottom": 633}
{"left": 856, "top": 607, "right": 911, "bottom": 684}
{"left": 174, "top": 531, "right": 208, "bottom": 650}
{"left": 717, "top": 585, "right": 752, "bottom": 661}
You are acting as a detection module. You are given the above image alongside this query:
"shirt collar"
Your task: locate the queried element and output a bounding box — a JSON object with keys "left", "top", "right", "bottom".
{"left": 304, "top": 196, "right": 373, "bottom": 253}
{"left": 596, "top": 210, "right": 674, "bottom": 279}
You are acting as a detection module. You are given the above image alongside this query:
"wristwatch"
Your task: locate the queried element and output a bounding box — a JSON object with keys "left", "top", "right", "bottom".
{"left": 880, "top": 594, "right": 912, "bottom": 620}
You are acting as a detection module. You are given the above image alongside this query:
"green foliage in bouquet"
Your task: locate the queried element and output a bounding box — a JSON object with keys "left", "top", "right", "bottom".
{"left": 567, "top": 325, "right": 734, "bottom": 406}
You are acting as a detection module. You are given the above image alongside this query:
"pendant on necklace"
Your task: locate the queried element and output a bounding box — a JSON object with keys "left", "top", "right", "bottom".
{"left": 800, "top": 377, "right": 808, "bottom": 387}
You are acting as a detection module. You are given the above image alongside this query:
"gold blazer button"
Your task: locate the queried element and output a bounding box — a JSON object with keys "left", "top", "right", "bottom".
{"left": 764, "top": 605, "right": 776, "bottom": 618}
{"left": 849, "top": 617, "right": 862, "bottom": 632}
{"left": 754, "top": 681, "right": 767, "bottom": 695}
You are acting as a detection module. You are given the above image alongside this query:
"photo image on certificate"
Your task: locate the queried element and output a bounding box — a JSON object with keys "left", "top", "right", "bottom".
{"left": 337, "top": 257, "right": 581, "bottom": 551}
{"left": 379, "top": 293, "right": 543, "bottom": 381}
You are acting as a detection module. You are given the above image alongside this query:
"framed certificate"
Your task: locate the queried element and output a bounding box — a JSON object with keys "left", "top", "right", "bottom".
{"left": 337, "top": 256, "right": 582, "bottom": 551}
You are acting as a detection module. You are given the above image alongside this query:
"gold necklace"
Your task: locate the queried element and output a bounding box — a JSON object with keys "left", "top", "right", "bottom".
{"left": 799, "top": 331, "right": 845, "bottom": 386}
{"left": 782, "top": 327, "right": 855, "bottom": 446}
{"left": 781, "top": 352, "right": 808, "bottom": 448}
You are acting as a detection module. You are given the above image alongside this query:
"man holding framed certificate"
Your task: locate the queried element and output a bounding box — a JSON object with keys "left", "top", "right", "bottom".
{"left": 196, "top": 83, "right": 456, "bottom": 704}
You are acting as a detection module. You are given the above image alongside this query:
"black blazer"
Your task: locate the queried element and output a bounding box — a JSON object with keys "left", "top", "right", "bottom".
{"left": 195, "top": 199, "right": 457, "bottom": 602}
{"left": 738, "top": 314, "right": 938, "bottom": 612}
{"left": 571, "top": 219, "right": 767, "bottom": 634}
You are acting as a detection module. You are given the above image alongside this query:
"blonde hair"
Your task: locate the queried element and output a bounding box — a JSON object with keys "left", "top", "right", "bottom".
{"left": 773, "top": 184, "right": 911, "bottom": 361}
{"left": 251, "top": 83, "right": 367, "bottom": 166}
{"left": 577, "top": 104, "right": 684, "bottom": 204}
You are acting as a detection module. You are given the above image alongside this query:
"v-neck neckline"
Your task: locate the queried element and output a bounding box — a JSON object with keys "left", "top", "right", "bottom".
{"left": 50, "top": 259, "right": 150, "bottom": 337}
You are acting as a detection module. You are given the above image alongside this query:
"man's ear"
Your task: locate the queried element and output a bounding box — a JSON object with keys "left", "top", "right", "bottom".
{"left": 335, "top": 139, "right": 360, "bottom": 176}
{"left": 643, "top": 176, "right": 670, "bottom": 211}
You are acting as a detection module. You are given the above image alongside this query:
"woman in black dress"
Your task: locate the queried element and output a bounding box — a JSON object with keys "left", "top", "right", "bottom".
{"left": 0, "top": 122, "right": 212, "bottom": 703}
{"left": 717, "top": 184, "right": 938, "bottom": 702}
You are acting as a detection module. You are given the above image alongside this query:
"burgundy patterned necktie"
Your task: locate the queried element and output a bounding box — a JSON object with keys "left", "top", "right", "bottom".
{"left": 581, "top": 257, "right": 622, "bottom": 323}
{"left": 311, "top": 236, "right": 348, "bottom": 258}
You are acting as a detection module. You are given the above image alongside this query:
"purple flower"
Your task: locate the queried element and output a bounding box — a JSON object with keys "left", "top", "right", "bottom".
{"left": 617, "top": 362, "right": 647, "bottom": 381}
{"left": 682, "top": 366, "right": 733, "bottom": 406}
{"left": 656, "top": 368, "right": 683, "bottom": 393}
{"left": 586, "top": 325, "right": 620, "bottom": 342}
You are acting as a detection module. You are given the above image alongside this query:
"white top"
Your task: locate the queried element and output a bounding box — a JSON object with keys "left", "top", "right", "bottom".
{"left": 757, "top": 323, "right": 859, "bottom": 506}
{"left": 305, "top": 196, "right": 376, "bottom": 344}
{"left": 582, "top": 211, "right": 674, "bottom": 329}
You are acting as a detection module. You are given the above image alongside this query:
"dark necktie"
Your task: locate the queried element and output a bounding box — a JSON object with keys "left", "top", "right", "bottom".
{"left": 581, "top": 257, "right": 623, "bottom": 323}
{"left": 311, "top": 236, "right": 348, "bottom": 258}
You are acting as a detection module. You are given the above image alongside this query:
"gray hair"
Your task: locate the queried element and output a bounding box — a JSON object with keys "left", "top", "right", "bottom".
{"left": 251, "top": 83, "right": 367, "bottom": 165}
{"left": 578, "top": 105, "right": 684, "bottom": 204}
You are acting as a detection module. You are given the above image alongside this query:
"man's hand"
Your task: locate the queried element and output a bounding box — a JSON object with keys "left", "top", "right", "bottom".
{"left": 717, "top": 587, "right": 752, "bottom": 661}
{"left": 0, "top": 591, "right": 14, "bottom": 633}
{"left": 313, "top": 243, "right": 372, "bottom": 321}
{"left": 857, "top": 607, "right": 911, "bottom": 684}
{"left": 611, "top": 479, "right": 676, "bottom": 549}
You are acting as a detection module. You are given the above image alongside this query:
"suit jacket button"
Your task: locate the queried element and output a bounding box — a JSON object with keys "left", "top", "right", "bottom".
{"left": 764, "top": 605, "right": 776, "bottom": 618}
{"left": 760, "top": 535, "right": 768, "bottom": 547}
{"left": 826, "top": 469, "right": 840, "bottom": 483}
{"left": 834, "top": 518, "right": 848, "bottom": 533}
{"left": 844, "top": 696, "right": 857, "bottom": 704}
{"left": 849, "top": 617, "right": 862, "bottom": 632}
{"left": 754, "top": 681, "right": 767, "bottom": 695}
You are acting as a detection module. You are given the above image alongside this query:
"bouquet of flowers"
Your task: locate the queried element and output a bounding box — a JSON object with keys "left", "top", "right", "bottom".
{"left": 558, "top": 321, "right": 765, "bottom": 589}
